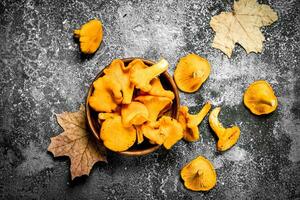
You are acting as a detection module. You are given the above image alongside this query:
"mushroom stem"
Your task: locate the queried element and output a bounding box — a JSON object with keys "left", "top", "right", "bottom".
{"left": 145, "top": 59, "right": 169, "bottom": 78}
{"left": 187, "top": 102, "right": 211, "bottom": 128}
{"left": 192, "top": 70, "right": 204, "bottom": 79}
{"left": 197, "top": 170, "right": 204, "bottom": 177}
{"left": 258, "top": 95, "right": 276, "bottom": 107}
{"left": 208, "top": 107, "right": 226, "bottom": 138}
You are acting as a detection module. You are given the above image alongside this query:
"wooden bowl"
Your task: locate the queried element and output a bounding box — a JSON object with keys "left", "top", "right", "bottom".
{"left": 86, "top": 58, "right": 180, "bottom": 156}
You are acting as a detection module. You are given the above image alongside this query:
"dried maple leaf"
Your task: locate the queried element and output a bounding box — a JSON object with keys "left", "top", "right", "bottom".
{"left": 210, "top": 0, "right": 278, "bottom": 57}
{"left": 48, "top": 105, "right": 107, "bottom": 180}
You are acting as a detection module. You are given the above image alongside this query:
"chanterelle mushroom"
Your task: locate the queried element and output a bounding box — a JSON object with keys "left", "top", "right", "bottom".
{"left": 141, "top": 116, "right": 183, "bottom": 149}
{"left": 74, "top": 19, "right": 103, "bottom": 54}
{"left": 104, "top": 59, "right": 134, "bottom": 104}
{"left": 121, "top": 101, "right": 149, "bottom": 127}
{"left": 140, "top": 78, "right": 175, "bottom": 100}
{"left": 135, "top": 95, "right": 172, "bottom": 122}
{"left": 181, "top": 156, "right": 217, "bottom": 191}
{"left": 174, "top": 54, "right": 211, "bottom": 93}
{"left": 88, "top": 75, "right": 123, "bottom": 112}
{"left": 130, "top": 59, "right": 169, "bottom": 92}
{"left": 209, "top": 107, "right": 240, "bottom": 151}
{"left": 244, "top": 80, "right": 278, "bottom": 115}
{"left": 178, "top": 102, "right": 211, "bottom": 142}
{"left": 100, "top": 115, "right": 136, "bottom": 152}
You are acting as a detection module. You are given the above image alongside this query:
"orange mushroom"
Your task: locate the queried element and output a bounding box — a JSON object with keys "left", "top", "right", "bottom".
{"left": 181, "top": 156, "right": 217, "bottom": 191}
{"left": 140, "top": 78, "right": 175, "bottom": 100}
{"left": 88, "top": 75, "right": 123, "bottom": 112}
{"left": 100, "top": 115, "right": 136, "bottom": 152}
{"left": 209, "top": 107, "right": 240, "bottom": 151}
{"left": 141, "top": 116, "right": 183, "bottom": 149}
{"left": 135, "top": 125, "right": 144, "bottom": 144}
{"left": 74, "top": 19, "right": 103, "bottom": 54}
{"left": 104, "top": 59, "right": 134, "bottom": 104}
{"left": 121, "top": 101, "right": 149, "bottom": 127}
{"left": 178, "top": 102, "right": 211, "bottom": 142}
{"left": 135, "top": 95, "right": 172, "bottom": 122}
{"left": 130, "top": 59, "right": 169, "bottom": 92}
{"left": 244, "top": 80, "right": 278, "bottom": 115}
{"left": 174, "top": 54, "right": 211, "bottom": 93}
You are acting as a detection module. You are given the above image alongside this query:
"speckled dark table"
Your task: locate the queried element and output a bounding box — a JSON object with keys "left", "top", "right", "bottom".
{"left": 0, "top": 0, "right": 299, "bottom": 199}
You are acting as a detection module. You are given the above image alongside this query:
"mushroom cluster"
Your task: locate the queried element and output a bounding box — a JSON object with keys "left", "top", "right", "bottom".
{"left": 89, "top": 59, "right": 183, "bottom": 152}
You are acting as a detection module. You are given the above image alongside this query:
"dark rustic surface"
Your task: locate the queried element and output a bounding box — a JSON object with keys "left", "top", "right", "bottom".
{"left": 0, "top": 0, "right": 299, "bottom": 199}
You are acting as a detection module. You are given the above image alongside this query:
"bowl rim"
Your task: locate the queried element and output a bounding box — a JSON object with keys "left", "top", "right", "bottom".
{"left": 85, "top": 57, "right": 180, "bottom": 156}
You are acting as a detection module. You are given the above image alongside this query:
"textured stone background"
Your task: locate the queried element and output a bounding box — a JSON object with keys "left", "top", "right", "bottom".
{"left": 0, "top": 0, "right": 299, "bottom": 199}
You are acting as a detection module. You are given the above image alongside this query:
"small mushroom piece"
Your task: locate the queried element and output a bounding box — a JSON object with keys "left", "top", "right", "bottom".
{"left": 181, "top": 156, "right": 217, "bottom": 191}
{"left": 88, "top": 75, "right": 123, "bottom": 112}
{"left": 121, "top": 101, "right": 149, "bottom": 127}
{"left": 104, "top": 59, "right": 134, "bottom": 104}
{"left": 178, "top": 102, "right": 211, "bottom": 142}
{"left": 174, "top": 54, "right": 211, "bottom": 93}
{"left": 130, "top": 59, "right": 169, "bottom": 92}
{"left": 140, "top": 78, "right": 175, "bottom": 100}
{"left": 209, "top": 107, "right": 240, "bottom": 151}
{"left": 74, "top": 19, "right": 103, "bottom": 54}
{"left": 100, "top": 116, "right": 136, "bottom": 152}
{"left": 244, "top": 80, "right": 278, "bottom": 115}
{"left": 141, "top": 116, "right": 183, "bottom": 149}
{"left": 135, "top": 95, "right": 172, "bottom": 122}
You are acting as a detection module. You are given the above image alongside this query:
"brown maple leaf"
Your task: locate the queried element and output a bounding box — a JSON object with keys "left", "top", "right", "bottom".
{"left": 48, "top": 105, "right": 107, "bottom": 180}
{"left": 210, "top": 0, "right": 278, "bottom": 57}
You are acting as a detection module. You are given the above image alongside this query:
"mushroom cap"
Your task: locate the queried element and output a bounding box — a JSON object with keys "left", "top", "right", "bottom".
{"left": 141, "top": 116, "right": 183, "bottom": 149}
{"left": 181, "top": 156, "right": 217, "bottom": 191}
{"left": 74, "top": 19, "right": 103, "bottom": 54}
{"left": 159, "top": 116, "right": 183, "bottom": 149}
{"left": 244, "top": 80, "right": 278, "bottom": 115}
{"left": 135, "top": 95, "right": 172, "bottom": 122}
{"left": 209, "top": 107, "right": 240, "bottom": 151}
{"left": 140, "top": 78, "right": 175, "bottom": 100}
{"left": 100, "top": 116, "right": 136, "bottom": 152}
{"left": 141, "top": 122, "right": 164, "bottom": 145}
{"left": 121, "top": 101, "right": 149, "bottom": 127}
{"left": 217, "top": 126, "right": 240, "bottom": 151}
{"left": 88, "top": 75, "right": 123, "bottom": 112}
{"left": 174, "top": 54, "right": 211, "bottom": 93}
{"left": 104, "top": 59, "right": 134, "bottom": 104}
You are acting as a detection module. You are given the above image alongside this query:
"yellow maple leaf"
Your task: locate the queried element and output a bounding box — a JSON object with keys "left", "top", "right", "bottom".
{"left": 48, "top": 105, "right": 107, "bottom": 180}
{"left": 210, "top": 0, "right": 278, "bottom": 57}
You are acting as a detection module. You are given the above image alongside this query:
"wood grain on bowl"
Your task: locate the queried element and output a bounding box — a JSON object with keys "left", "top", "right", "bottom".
{"left": 86, "top": 58, "right": 180, "bottom": 156}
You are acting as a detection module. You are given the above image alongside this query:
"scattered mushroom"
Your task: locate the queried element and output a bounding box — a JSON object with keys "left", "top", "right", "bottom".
{"left": 174, "top": 54, "right": 211, "bottom": 93}
{"left": 74, "top": 19, "right": 103, "bottom": 54}
{"left": 121, "top": 101, "right": 149, "bottom": 127}
{"left": 141, "top": 116, "right": 183, "bottom": 149}
{"left": 178, "top": 102, "right": 211, "bottom": 142}
{"left": 130, "top": 59, "right": 169, "bottom": 92}
{"left": 244, "top": 80, "right": 278, "bottom": 115}
{"left": 135, "top": 95, "right": 172, "bottom": 122}
{"left": 209, "top": 107, "right": 240, "bottom": 151}
{"left": 140, "top": 78, "right": 175, "bottom": 100}
{"left": 181, "top": 156, "right": 217, "bottom": 191}
{"left": 100, "top": 115, "right": 136, "bottom": 152}
{"left": 104, "top": 59, "right": 134, "bottom": 104}
{"left": 88, "top": 75, "right": 123, "bottom": 112}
